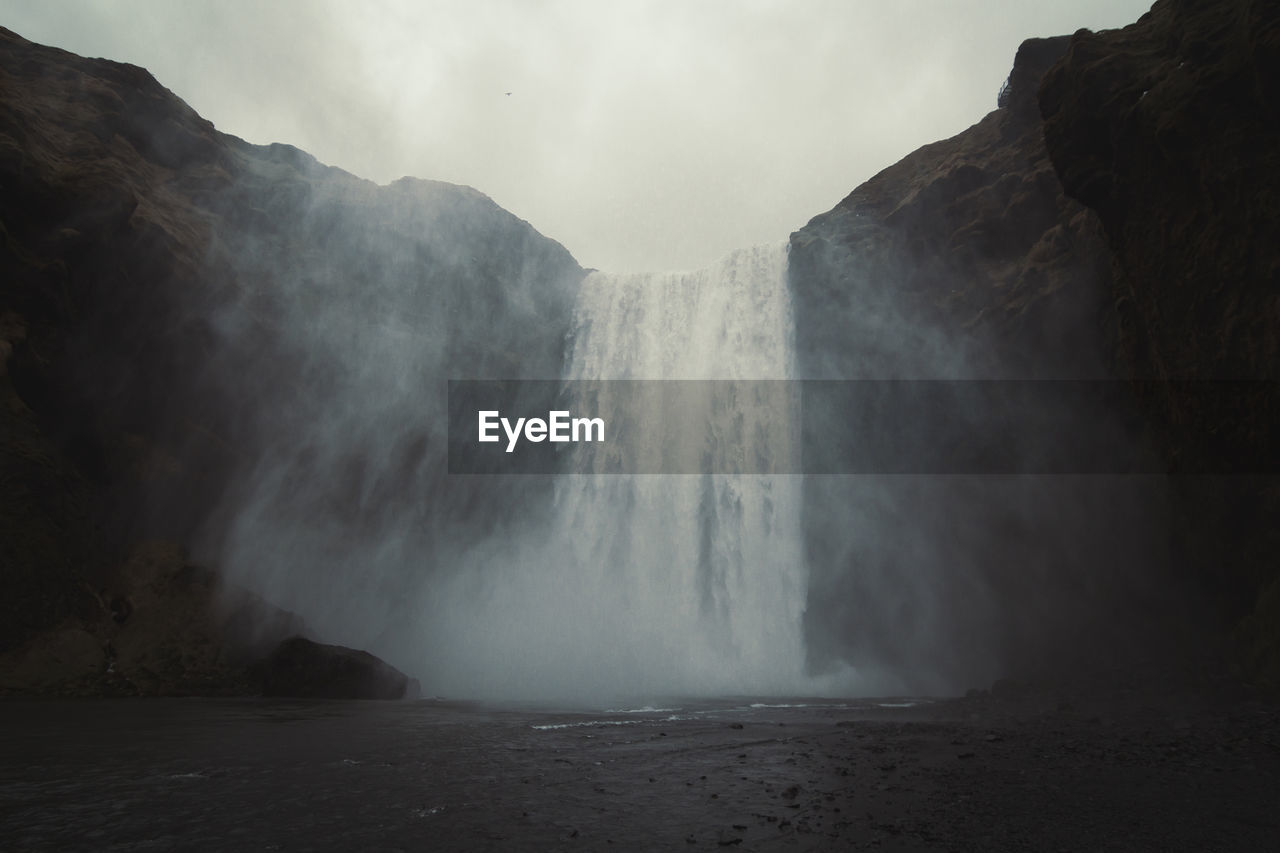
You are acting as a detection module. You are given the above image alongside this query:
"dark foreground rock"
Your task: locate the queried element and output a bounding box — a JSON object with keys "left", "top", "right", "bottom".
{"left": 259, "top": 636, "right": 411, "bottom": 700}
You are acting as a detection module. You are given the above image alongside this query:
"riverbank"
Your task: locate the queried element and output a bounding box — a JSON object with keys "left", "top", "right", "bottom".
{"left": 2, "top": 686, "right": 1276, "bottom": 851}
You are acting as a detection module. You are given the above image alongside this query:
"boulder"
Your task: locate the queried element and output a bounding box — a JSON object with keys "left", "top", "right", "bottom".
{"left": 259, "top": 636, "right": 411, "bottom": 700}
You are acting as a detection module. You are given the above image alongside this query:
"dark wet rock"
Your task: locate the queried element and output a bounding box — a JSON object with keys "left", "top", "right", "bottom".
{"left": 1039, "top": 0, "right": 1280, "bottom": 685}
{"left": 0, "top": 623, "right": 105, "bottom": 693}
{"left": 791, "top": 1, "right": 1280, "bottom": 693}
{"left": 0, "top": 23, "right": 581, "bottom": 688}
{"left": 259, "top": 636, "right": 410, "bottom": 700}
{"left": 0, "top": 540, "right": 305, "bottom": 695}
{"left": 790, "top": 34, "right": 1113, "bottom": 383}
{"left": 788, "top": 34, "right": 1166, "bottom": 691}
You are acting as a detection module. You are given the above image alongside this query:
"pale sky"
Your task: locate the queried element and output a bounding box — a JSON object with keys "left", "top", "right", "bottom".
{"left": 0, "top": 1, "right": 1152, "bottom": 272}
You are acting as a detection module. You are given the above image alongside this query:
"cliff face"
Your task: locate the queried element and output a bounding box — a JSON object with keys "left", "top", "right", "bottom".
{"left": 790, "top": 0, "right": 1279, "bottom": 691}
{"left": 789, "top": 36, "right": 1115, "bottom": 383}
{"left": 1041, "top": 0, "right": 1278, "bottom": 385}
{"left": 0, "top": 26, "right": 582, "bottom": 692}
{"left": 1039, "top": 0, "right": 1280, "bottom": 682}
{"left": 787, "top": 38, "right": 1169, "bottom": 693}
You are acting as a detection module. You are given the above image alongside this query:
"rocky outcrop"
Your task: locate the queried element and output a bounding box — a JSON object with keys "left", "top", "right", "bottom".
{"left": 0, "top": 541, "right": 304, "bottom": 695}
{"left": 790, "top": 1, "right": 1279, "bottom": 692}
{"left": 789, "top": 35, "right": 1115, "bottom": 382}
{"left": 0, "top": 540, "right": 418, "bottom": 697}
{"left": 786, "top": 37, "right": 1171, "bottom": 693}
{"left": 259, "top": 636, "right": 412, "bottom": 700}
{"left": 1039, "top": 0, "right": 1280, "bottom": 683}
{"left": 0, "top": 25, "right": 582, "bottom": 691}
{"left": 1040, "top": 0, "right": 1278, "bottom": 386}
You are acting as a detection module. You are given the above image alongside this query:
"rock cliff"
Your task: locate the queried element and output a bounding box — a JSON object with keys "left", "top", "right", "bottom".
{"left": 788, "top": 36, "right": 1164, "bottom": 693}
{"left": 790, "top": 35, "right": 1115, "bottom": 382}
{"left": 1040, "top": 0, "right": 1280, "bottom": 683}
{"left": 0, "top": 25, "right": 582, "bottom": 693}
{"left": 789, "top": 0, "right": 1278, "bottom": 690}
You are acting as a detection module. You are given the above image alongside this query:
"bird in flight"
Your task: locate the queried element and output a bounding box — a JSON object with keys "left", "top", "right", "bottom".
{"left": 505, "top": 91, "right": 512, "bottom": 96}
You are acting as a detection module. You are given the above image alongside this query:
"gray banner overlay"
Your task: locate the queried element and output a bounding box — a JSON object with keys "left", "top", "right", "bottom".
{"left": 447, "top": 380, "right": 1279, "bottom": 475}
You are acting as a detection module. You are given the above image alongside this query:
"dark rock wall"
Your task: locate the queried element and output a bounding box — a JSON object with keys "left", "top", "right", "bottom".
{"left": 1040, "top": 0, "right": 1280, "bottom": 683}
{"left": 259, "top": 636, "right": 411, "bottom": 700}
{"left": 0, "top": 26, "right": 582, "bottom": 689}
{"left": 790, "top": 36, "right": 1116, "bottom": 383}
{"left": 788, "top": 37, "right": 1179, "bottom": 692}
{"left": 791, "top": 0, "right": 1279, "bottom": 691}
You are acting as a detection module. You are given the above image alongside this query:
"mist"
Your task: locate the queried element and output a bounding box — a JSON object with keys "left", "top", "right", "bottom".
{"left": 179, "top": 154, "right": 1174, "bottom": 703}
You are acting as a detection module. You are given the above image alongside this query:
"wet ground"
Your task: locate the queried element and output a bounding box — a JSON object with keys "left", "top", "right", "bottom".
{"left": 1, "top": 691, "right": 1278, "bottom": 851}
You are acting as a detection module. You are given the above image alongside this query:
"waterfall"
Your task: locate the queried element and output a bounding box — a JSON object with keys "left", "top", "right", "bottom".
{"left": 425, "top": 243, "right": 813, "bottom": 701}
{"left": 561, "top": 242, "right": 809, "bottom": 693}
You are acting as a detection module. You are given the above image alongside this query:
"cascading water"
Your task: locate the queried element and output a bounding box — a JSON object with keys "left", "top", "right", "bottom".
{"left": 424, "top": 243, "right": 815, "bottom": 701}
{"left": 560, "top": 243, "right": 808, "bottom": 693}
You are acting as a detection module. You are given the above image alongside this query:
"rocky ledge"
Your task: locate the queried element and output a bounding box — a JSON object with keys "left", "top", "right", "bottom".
{"left": 0, "top": 541, "right": 412, "bottom": 699}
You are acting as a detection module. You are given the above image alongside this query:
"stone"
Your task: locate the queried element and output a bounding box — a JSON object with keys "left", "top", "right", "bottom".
{"left": 259, "top": 636, "right": 410, "bottom": 700}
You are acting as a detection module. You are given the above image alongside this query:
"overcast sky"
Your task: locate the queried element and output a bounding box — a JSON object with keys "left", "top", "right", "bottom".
{"left": 2, "top": 1, "right": 1152, "bottom": 272}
